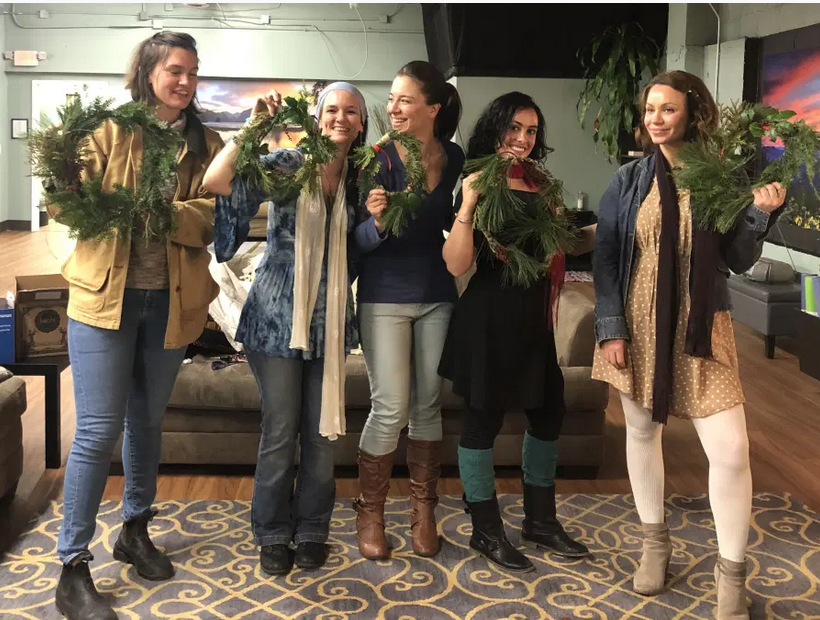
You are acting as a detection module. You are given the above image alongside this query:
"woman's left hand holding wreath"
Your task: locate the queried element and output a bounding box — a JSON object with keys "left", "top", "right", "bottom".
{"left": 753, "top": 181, "right": 787, "bottom": 214}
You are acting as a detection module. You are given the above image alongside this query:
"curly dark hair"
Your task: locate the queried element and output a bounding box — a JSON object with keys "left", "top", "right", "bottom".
{"left": 638, "top": 70, "right": 719, "bottom": 151}
{"left": 466, "top": 92, "right": 552, "bottom": 161}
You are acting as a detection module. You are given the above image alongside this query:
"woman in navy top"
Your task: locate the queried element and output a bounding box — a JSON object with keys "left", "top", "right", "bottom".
{"left": 354, "top": 61, "right": 464, "bottom": 561}
{"left": 203, "top": 83, "right": 366, "bottom": 576}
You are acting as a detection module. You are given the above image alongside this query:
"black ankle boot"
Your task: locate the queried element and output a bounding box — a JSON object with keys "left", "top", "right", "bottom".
{"left": 55, "top": 552, "right": 118, "bottom": 620}
{"left": 521, "top": 482, "right": 590, "bottom": 557}
{"left": 260, "top": 545, "right": 293, "bottom": 576}
{"left": 465, "top": 494, "right": 534, "bottom": 572}
{"left": 294, "top": 542, "right": 328, "bottom": 570}
{"left": 112, "top": 509, "right": 174, "bottom": 581}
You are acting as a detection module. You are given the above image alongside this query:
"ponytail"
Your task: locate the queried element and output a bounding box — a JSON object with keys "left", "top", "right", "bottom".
{"left": 396, "top": 60, "right": 462, "bottom": 141}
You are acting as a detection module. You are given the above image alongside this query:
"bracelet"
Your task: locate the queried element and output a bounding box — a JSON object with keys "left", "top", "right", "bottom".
{"left": 456, "top": 215, "right": 474, "bottom": 225}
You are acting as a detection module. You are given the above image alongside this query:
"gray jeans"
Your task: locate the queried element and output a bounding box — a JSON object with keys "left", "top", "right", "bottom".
{"left": 357, "top": 302, "right": 454, "bottom": 456}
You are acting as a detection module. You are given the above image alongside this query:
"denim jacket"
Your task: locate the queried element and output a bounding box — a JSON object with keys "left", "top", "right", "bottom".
{"left": 593, "top": 152, "right": 776, "bottom": 344}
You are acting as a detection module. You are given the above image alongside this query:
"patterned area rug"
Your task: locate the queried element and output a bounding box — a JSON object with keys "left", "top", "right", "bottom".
{"left": 1, "top": 493, "right": 819, "bottom": 619}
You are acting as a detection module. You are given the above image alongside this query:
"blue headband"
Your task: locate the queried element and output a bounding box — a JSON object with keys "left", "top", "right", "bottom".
{"left": 314, "top": 81, "right": 368, "bottom": 123}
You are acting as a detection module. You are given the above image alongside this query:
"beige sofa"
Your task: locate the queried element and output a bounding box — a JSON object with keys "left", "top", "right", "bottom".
{"left": 112, "top": 281, "right": 608, "bottom": 475}
{"left": 0, "top": 368, "right": 27, "bottom": 503}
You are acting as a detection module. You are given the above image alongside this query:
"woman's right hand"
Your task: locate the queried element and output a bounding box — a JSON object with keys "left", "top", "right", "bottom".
{"left": 251, "top": 90, "right": 282, "bottom": 121}
{"left": 602, "top": 339, "right": 628, "bottom": 369}
{"left": 366, "top": 188, "right": 388, "bottom": 233}
{"left": 460, "top": 172, "right": 482, "bottom": 215}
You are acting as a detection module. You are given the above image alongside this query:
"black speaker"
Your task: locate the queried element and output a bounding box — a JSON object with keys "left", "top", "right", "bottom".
{"left": 422, "top": 4, "right": 669, "bottom": 80}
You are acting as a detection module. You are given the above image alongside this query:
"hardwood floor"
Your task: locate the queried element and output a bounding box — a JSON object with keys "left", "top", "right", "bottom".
{"left": 2, "top": 227, "right": 819, "bottom": 553}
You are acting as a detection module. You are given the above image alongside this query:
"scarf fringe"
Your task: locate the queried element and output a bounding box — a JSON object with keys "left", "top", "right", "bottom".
{"left": 684, "top": 317, "right": 714, "bottom": 358}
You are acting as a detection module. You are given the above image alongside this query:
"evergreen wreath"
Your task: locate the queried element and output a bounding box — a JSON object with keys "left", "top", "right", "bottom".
{"left": 464, "top": 154, "right": 577, "bottom": 288}
{"left": 232, "top": 92, "right": 337, "bottom": 201}
{"left": 28, "top": 96, "right": 182, "bottom": 243}
{"left": 353, "top": 131, "right": 426, "bottom": 237}
{"left": 674, "top": 102, "right": 820, "bottom": 234}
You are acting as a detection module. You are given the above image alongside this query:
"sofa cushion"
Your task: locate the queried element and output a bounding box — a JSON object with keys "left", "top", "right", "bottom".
{"left": 0, "top": 376, "right": 27, "bottom": 424}
{"left": 727, "top": 275, "right": 802, "bottom": 303}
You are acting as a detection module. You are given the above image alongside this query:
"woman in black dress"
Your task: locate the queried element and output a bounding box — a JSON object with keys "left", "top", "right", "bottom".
{"left": 439, "top": 92, "right": 594, "bottom": 572}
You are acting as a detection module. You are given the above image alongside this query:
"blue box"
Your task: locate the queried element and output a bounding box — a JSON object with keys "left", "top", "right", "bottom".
{"left": 0, "top": 299, "right": 14, "bottom": 365}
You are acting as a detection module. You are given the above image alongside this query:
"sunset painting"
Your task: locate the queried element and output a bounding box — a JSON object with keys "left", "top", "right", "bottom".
{"left": 196, "top": 79, "right": 323, "bottom": 146}
{"left": 761, "top": 46, "right": 820, "bottom": 233}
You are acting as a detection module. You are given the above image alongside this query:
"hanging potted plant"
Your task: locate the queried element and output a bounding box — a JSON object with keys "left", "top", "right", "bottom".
{"left": 576, "top": 22, "right": 662, "bottom": 163}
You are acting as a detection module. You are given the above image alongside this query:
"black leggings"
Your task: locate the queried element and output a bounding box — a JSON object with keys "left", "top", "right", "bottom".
{"left": 460, "top": 401, "right": 566, "bottom": 450}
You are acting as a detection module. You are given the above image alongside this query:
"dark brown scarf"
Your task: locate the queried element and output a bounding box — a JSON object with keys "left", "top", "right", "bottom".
{"left": 652, "top": 151, "right": 721, "bottom": 424}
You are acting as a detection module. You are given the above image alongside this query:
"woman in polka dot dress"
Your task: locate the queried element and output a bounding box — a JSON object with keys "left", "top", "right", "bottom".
{"left": 591, "top": 71, "right": 786, "bottom": 620}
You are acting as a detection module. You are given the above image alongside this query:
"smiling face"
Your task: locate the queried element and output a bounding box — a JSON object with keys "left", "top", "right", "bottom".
{"left": 318, "top": 89, "right": 364, "bottom": 147}
{"left": 643, "top": 85, "right": 688, "bottom": 147}
{"left": 386, "top": 75, "right": 439, "bottom": 136}
{"left": 148, "top": 46, "right": 199, "bottom": 112}
{"left": 496, "top": 107, "right": 539, "bottom": 159}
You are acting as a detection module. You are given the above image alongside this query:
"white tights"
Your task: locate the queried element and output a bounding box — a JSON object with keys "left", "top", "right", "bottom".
{"left": 620, "top": 393, "right": 752, "bottom": 563}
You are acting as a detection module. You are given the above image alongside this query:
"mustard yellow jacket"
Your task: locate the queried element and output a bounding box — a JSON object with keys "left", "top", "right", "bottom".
{"left": 46, "top": 110, "right": 224, "bottom": 349}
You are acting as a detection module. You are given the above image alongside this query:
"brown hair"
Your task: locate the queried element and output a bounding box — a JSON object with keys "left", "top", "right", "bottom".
{"left": 125, "top": 31, "right": 200, "bottom": 112}
{"left": 396, "top": 60, "right": 462, "bottom": 141}
{"left": 638, "top": 70, "right": 719, "bottom": 151}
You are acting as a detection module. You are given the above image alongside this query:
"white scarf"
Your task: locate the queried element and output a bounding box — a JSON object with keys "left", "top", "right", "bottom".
{"left": 289, "top": 160, "right": 349, "bottom": 440}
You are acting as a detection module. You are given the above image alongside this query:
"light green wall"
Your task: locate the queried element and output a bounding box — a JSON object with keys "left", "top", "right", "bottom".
{"left": 2, "top": 3, "right": 426, "bottom": 223}
{"left": 453, "top": 77, "right": 620, "bottom": 213}
{"left": 0, "top": 12, "right": 7, "bottom": 225}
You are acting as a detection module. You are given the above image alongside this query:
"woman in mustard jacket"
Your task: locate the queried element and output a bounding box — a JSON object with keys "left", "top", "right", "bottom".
{"left": 47, "top": 32, "right": 223, "bottom": 620}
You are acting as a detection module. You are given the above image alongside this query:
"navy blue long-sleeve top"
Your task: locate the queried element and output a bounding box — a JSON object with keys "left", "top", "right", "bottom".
{"left": 354, "top": 139, "right": 465, "bottom": 304}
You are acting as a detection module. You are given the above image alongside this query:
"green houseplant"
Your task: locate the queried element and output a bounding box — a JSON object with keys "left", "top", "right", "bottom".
{"left": 576, "top": 22, "right": 661, "bottom": 162}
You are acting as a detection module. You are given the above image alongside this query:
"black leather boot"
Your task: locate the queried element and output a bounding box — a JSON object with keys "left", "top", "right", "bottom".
{"left": 465, "top": 494, "right": 534, "bottom": 572}
{"left": 294, "top": 542, "right": 328, "bottom": 570}
{"left": 521, "top": 482, "right": 590, "bottom": 557}
{"left": 260, "top": 545, "right": 293, "bottom": 576}
{"left": 112, "top": 509, "right": 175, "bottom": 581}
{"left": 55, "top": 552, "right": 118, "bottom": 620}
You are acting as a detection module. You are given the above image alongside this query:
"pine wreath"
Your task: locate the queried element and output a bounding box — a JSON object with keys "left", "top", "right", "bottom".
{"left": 353, "top": 131, "right": 426, "bottom": 237}
{"left": 464, "top": 154, "right": 577, "bottom": 288}
{"left": 232, "top": 92, "right": 336, "bottom": 201}
{"left": 673, "top": 102, "right": 820, "bottom": 233}
{"left": 29, "top": 96, "right": 182, "bottom": 243}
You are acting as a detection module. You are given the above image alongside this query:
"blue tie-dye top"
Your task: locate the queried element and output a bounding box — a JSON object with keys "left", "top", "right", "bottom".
{"left": 214, "top": 149, "right": 359, "bottom": 360}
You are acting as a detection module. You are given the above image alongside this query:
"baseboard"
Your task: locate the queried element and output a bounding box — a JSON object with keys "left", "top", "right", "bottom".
{"left": 0, "top": 213, "right": 47, "bottom": 232}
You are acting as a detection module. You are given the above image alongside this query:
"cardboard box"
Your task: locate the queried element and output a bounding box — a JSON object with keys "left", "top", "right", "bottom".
{"left": 15, "top": 274, "right": 70, "bottom": 359}
{"left": 0, "top": 299, "right": 13, "bottom": 365}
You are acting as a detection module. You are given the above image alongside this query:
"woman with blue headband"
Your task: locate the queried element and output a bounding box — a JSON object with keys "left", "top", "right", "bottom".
{"left": 203, "top": 82, "right": 368, "bottom": 575}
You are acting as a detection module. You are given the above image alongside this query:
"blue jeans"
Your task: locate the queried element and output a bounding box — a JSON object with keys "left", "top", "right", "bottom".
{"left": 246, "top": 350, "right": 336, "bottom": 546}
{"left": 58, "top": 289, "right": 186, "bottom": 564}
{"left": 357, "top": 302, "right": 454, "bottom": 456}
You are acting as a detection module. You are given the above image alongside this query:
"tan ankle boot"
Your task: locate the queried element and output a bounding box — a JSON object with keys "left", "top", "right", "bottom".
{"left": 714, "top": 555, "right": 750, "bottom": 620}
{"left": 353, "top": 449, "right": 394, "bottom": 560}
{"left": 406, "top": 438, "right": 442, "bottom": 557}
{"left": 633, "top": 522, "right": 673, "bottom": 595}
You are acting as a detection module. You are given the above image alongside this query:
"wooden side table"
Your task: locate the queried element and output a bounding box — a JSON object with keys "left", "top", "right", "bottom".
{"left": 794, "top": 310, "right": 820, "bottom": 381}
{"left": 2, "top": 355, "right": 70, "bottom": 468}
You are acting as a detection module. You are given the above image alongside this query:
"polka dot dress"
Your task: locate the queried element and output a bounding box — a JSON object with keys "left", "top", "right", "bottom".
{"left": 592, "top": 180, "right": 744, "bottom": 419}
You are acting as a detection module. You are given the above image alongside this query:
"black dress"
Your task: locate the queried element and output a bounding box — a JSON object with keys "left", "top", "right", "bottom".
{"left": 438, "top": 190, "right": 565, "bottom": 413}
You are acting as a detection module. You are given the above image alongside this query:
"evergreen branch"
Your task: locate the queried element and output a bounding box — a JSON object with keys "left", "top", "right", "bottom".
{"left": 28, "top": 97, "right": 181, "bottom": 242}
{"left": 233, "top": 91, "right": 337, "bottom": 201}
{"left": 353, "top": 131, "right": 427, "bottom": 237}
{"left": 675, "top": 102, "right": 820, "bottom": 233}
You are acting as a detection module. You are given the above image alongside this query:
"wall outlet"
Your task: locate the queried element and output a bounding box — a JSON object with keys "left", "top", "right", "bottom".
{"left": 260, "top": 14, "right": 270, "bottom": 24}
{"left": 152, "top": 19, "right": 163, "bottom": 30}
{"left": 38, "top": 9, "right": 49, "bottom": 19}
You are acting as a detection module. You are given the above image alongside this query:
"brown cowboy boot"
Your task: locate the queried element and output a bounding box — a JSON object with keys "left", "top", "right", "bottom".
{"left": 353, "top": 448, "right": 394, "bottom": 560}
{"left": 406, "top": 438, "right": 442, "bottom": 557}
